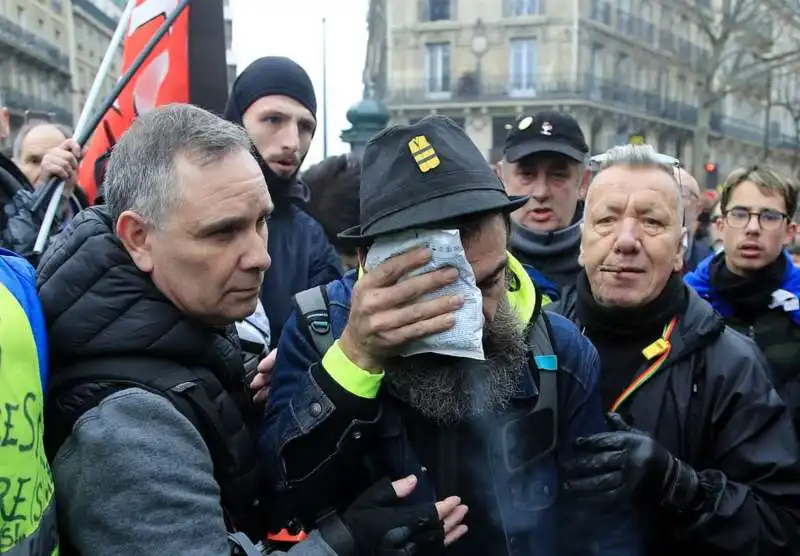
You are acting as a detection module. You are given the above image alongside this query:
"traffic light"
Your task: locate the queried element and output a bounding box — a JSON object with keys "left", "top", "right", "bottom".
{"left": 704, "top": 162, "right": 719, "bottom": 190}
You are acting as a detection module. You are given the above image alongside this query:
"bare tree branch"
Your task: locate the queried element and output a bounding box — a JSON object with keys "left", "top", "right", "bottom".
{"left": 681, "top": 0, "right": 800, "bottom": 176}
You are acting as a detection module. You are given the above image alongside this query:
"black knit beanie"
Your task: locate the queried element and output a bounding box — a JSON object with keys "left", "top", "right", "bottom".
{"left": 223, "top": 56, "right": 317, "bottom": 124}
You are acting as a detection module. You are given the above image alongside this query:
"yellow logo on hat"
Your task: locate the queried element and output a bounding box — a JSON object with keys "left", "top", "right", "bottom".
{"left": 518, "top": 116, "right": 533, "bottom": 130}
{"left": 408, "top": 135, "right": 440, "bottom": 173}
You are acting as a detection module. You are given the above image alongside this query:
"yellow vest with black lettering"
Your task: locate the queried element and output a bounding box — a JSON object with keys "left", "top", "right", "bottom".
{"left": 0, "top": 281, "right": 59, "bottom": 555}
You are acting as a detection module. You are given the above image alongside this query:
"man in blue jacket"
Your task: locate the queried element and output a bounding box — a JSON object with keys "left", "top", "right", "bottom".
{"left": 261, "top": 116, "right": 640, "bottom": 555}
{"left": 224, "top": 57, "right": 343, "bottom": 345}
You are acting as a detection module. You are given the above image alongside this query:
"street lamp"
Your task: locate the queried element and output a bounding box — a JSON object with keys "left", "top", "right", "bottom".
{"left": 471, "top": 18, "right": 488, "bottom": 92}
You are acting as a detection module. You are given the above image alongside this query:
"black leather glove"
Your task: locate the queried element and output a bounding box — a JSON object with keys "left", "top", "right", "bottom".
{"left": 563, "top": 413, "right": 700, "bottom": 508}
{"left": 318, "top": 477, "right": 443, "bottom": 556}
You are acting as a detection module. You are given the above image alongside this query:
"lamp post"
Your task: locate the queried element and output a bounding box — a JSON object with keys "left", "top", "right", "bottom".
{"left": 471, "top": 18, "right": 488, "bottom": 95}
{"left": 763, "top": 68, "right": 773, "bottom": 162}
{"left": 322, "top": 16, "right": 328, "bottom": 159}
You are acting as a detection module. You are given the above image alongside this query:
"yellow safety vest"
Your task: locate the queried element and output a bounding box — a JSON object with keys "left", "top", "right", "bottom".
{"left": 0, "top": 282, "right": 59, "bottom": 555}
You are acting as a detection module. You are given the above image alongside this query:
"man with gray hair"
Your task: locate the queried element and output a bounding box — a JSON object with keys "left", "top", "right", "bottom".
{"left": 549, "top": 144, "right": 800, "bottom": 554}
{"left": 0, "top": 121, "right": 88, "bottom": 258}
{"left": 35, "top": 104, "right": 459, "bottom": 556}
{"left": 675, "top": 166, "right": 710, "bottom": 272}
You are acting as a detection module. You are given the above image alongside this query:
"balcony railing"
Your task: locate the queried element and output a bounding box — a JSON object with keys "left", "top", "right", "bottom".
{"left": 385, "top": 72, "right": 800, "bottom": 146}
{"left": 387, "top": 73, "right": 703, "bottom": 123}
{"left": 0, "top": 15, "right": 69, "bottom": 72}
{"left": 1, "top": 86, "right": 73, "bottom": 124}
{"left": 398, "top": 73, "right": 800, "bottom": 147}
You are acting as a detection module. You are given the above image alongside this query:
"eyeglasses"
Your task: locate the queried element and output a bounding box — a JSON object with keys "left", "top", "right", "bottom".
{"left": 723, "top": 207, "right": 788, "bottom": 230}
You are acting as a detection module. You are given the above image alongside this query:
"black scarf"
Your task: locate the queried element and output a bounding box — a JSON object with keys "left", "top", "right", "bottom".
{"left": 575, "top": 271, "right": 688, "bottom": 410}
{"left": 710, "top": 252, "right": 786, "bottom": 323}
{"left": 576, "top": 271, "right": 687, "bottom": 338}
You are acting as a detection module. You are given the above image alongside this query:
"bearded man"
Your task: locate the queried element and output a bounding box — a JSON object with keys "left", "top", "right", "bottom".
{"left": 260, "top": 116, "right": 642, "bottom": 556}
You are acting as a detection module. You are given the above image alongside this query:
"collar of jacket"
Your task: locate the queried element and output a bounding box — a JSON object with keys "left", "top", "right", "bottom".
{"left": 357, "top": 251, "right": 538, "bottom": 325}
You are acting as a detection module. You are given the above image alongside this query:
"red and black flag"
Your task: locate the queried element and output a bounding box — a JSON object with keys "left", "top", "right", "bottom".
{"left": 78, "top": 0, "right": 228, "bottom": 203}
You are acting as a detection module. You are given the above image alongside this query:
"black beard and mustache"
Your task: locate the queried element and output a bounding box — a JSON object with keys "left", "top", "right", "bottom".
{"left": 384, "top": 299, "right": 529, "bottom": 426}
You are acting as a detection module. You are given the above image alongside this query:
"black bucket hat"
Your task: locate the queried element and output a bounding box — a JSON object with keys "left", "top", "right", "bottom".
{"left": 339, "top": 115, "right": 526, "bottom": 242}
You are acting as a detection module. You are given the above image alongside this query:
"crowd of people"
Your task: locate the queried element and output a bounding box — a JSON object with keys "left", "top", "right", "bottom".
{"left": 2, "top": 54, "right": 800, "bottom": 556}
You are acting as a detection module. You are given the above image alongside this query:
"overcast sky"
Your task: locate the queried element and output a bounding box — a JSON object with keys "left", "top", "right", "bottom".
{"left": 230, "top": 0, "right": 369, "bottom": 168}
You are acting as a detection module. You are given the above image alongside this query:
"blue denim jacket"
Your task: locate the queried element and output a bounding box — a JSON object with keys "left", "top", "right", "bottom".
{"left": 261, "top": 271, "right": 642, "bottom": 555}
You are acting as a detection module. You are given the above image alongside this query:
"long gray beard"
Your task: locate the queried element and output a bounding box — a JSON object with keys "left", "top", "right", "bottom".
{"left": 384, "top": 299, "right": 529, "bottom": 426}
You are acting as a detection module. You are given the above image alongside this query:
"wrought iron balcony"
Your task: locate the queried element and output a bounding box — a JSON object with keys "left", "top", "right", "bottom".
{"left": 1, "top": 86, "right": 73, "bottom": 124}
{"left": 385, "top": 73, "right": 790, "bottom": 145}
{"left": 0, "top": 15, "right": 70, "bottom": 73}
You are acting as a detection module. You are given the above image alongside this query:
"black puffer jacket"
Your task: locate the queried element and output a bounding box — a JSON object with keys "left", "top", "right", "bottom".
{"left": 548, "top": 286, "right": 800, "bottom": 555}
{"left": 36, "top": 207, "right": 266, "bottom": 541}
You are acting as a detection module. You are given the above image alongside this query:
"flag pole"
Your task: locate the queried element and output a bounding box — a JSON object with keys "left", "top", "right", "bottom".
{"left": 33, "top": 0, "right": 192, "bottom": 255}
{"left": 322, "top": 16, "right": 328, "bottom": 159}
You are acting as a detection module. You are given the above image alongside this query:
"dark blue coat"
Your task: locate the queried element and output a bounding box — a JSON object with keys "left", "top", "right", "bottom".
{"left": 261, "top": 180, "right": 342, "bottom": 347}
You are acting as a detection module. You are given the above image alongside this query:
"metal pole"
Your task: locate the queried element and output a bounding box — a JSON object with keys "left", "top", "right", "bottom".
{"left": 571, "top": 0, "right": 579, "bottom": 87}
{"left": 32, "top": 0, "right": 137, "bottom": 254}
{"left": 763, "top": 69, "right": 772, "bottom": 162}
{"left": 322, "top": 16, "right": 328, "bottom": 159}
{"left": 33, "top": 0, "right": 192, "bottom": 254}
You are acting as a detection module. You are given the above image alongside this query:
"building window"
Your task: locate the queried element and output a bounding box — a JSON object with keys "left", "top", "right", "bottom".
{"left": 425, "top": 42, "right": 451, "bottom": 95}
{"left": 509, "top": 37, "right": 537, "bottom": 95}
{"left": 589, "top": 43, "right": 604, "bottom": 97}
{"left": 508, "top": 0, "right": 538, "bottom": 16}
{"left": 614, "top": 52, "right": 630, "bottom": 83}
{"left": 224, "top": 20, "right": 232, "bottom": 51}
{"left": 427, "top": 0, "right": 451, "bottom": 22}
{"left": 226, "top": 64, "right": 237, "bottom": 88}
{"left": 55, "top": 28, "right": 60, "bottom": 41}
{"left": 677, "top": 75, "right": 687, "bottom": 102}
{"left": 17, "top": 6, "right": 26, "bottom": 29}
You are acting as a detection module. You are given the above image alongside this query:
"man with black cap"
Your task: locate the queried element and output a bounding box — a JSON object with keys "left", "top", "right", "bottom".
{"left": 224, "top": 56, "right": 342, "bottom": 346}
{"left": 261, "top": 116, "right": 640, "bottom": 555}
{"left": 499, "top": 111, "right": 590, "bottom": 302}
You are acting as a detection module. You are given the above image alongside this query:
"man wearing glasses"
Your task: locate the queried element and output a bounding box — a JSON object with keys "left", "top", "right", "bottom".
{"left": 685, "top": 165, "right": 800, "bottom": 430}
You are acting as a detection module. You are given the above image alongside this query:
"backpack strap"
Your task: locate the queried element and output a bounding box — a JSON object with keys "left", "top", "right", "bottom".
{"left": 293, "top": 286, "right": 334, "bottom": 355}
{"left": 529, "top": 312, "right": 558, "bottom": 412}
{"left": 528, "top": 312, "right": 559, "bottom": 457}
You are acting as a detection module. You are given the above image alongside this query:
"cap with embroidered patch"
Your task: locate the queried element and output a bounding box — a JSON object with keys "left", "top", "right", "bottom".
{"left": 338, "top": 115, "right": 527, "bottom": 242}
{"left": 504, "top": 111, "right": 589, "bottom": 163}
